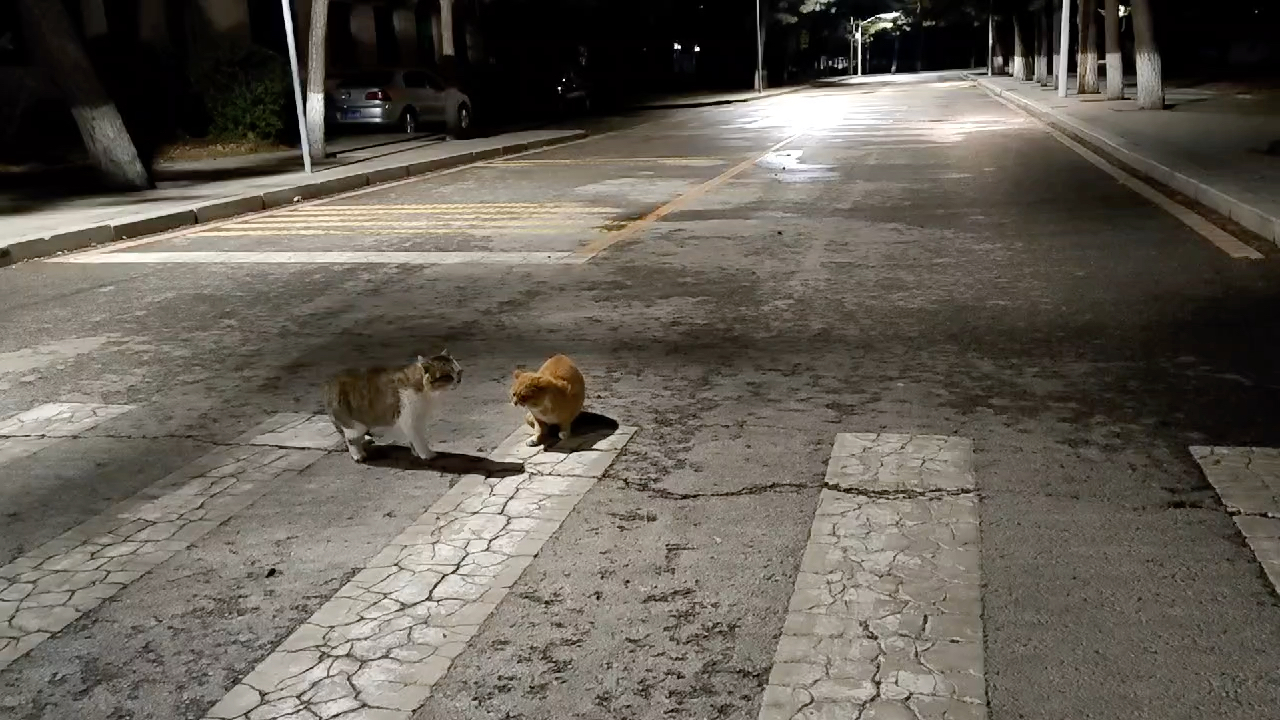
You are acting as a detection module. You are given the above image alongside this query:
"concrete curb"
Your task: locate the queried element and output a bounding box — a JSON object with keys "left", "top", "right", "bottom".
{"left": 627, "top": 85, "right": 806, "bottom": 111}
{"left": 0, "top": 131, "right": 587, "bottom": 268}
{"left": 964, "top": 73, "right": 1280, "bottom": 245}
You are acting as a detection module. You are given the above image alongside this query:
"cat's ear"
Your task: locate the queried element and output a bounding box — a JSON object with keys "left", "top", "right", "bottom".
{"left": 417, "top": 355, "right": 428, "bottom": 365}
{"left": 511, "top": 368, "right": 524, "bottom": 380}
{"left": 439, "top": 347, "right": 450, "bottom": 358}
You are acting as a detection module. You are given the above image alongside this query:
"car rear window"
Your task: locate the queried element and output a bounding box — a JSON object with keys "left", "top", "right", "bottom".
{"left": 338, "top": 71, "right": 394, "bottom": 88}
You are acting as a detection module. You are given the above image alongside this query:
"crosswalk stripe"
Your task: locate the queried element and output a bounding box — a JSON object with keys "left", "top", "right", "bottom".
{"left": 203, "top": 422, "right": 636, "bottom": 720}
{"left": 0, "top": 403, "right": 133, "bottom": 466}
{"left": 48, "top": 252, "right": 575, "bottom": 265}
{"left": 0, "top": 413, "right": 330, "bottom": 670}
{"left": 1189, "top": 446, "right": 1280, "bottom": 592}
{"left": 759, "top": 433, "right": 986, "bottom": 720}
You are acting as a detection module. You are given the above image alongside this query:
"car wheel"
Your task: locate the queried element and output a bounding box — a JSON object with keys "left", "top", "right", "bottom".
{"left": 447, "top": 102, "right": 472, "bottom": 139}
{"left": 400, "top": 108, "right": 417, "bottom": 134}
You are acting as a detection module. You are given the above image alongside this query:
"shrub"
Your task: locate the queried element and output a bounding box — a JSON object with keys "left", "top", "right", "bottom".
{"left": 191, "top": 46, "right": 290, "bottom": 143}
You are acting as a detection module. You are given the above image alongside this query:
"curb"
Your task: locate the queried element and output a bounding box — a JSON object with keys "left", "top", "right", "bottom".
{"left": 0, "top": 131, "right": 588, "bottom": 268}
{"left": 626, "top": 85, "right": 806, "bottom": 111}
{"left": 963, "top": 73, "right": 1280, "bottom": 245}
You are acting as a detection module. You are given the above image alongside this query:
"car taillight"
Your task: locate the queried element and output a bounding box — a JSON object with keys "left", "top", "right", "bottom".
{"left": 365, "top": 89, "right": 391, "bottom": 102}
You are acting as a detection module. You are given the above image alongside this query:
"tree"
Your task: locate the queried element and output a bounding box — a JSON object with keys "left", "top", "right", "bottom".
{"left": 16, "top": 0, "right": 151, "bottom": 190}
{"left": 1103, "top": 0, "right": 1123, "bottom": 99}
{"left": 1076, "top": 0, "right": 1098, "bottom": 93}
{"left": 1034, "top": 3, "right": 1050, "bottom": 84}
{"left": 305, "top": 0, "right": 330, "bottom": 163}
{"left": 1129, "top": 0, "right": 1162, "bottom": 108}
{"left": 1011, "top": 12, "right": 1032, "bottom": 80}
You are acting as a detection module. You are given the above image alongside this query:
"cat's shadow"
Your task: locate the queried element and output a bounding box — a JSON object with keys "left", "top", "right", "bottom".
{"left": 362, "top": 448, "right": 525, "bottom": 477}
{"left": 533, "top": 411, "right": 622, "bottom": 455}
{"left": 361, "top": 412, "right": 621, "bottom": 471}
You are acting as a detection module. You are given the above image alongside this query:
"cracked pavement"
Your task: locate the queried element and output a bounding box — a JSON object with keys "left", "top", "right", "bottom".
{"left": 3, "top": 73, "right": 1280, "bottom": 720}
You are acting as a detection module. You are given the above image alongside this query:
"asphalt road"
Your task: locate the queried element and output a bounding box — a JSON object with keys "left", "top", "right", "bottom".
{"left": 2, "top": 72, "right": 1280, "bottom": 720}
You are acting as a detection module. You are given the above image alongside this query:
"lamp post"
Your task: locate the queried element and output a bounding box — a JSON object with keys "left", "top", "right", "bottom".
{"left": 279, "top": 0, "right": 311, "bottom": 173}
{"left": 755, "top": 0, "right": 763, "bottom": 92}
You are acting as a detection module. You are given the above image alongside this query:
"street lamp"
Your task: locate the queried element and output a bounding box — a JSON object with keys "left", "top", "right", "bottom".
{"left": 848, "top": 19, "right": 864, "bottom": 76}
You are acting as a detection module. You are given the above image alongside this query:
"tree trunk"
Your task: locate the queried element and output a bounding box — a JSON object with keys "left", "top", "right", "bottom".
{"left": 891, "top": 33, "right": 900, "bottom": 73}
{"left": 1076, "top": 0, "right": 1099, "bottom": 93}
{"left": 1034, "top": 8, "right": 1050, "bottom": 84}
{"left": 138, "top": 0, "right": 170, "bottom": 47}
{"left": 1012, "top": 14, "right": 1033, "bottom": 81}
{"left": 16, "top": 0, "right": 150, "bottom": 190}
{"left": 305, "top": 0, "right": 330, "bottom": 162}
{"left": 1130, "top": 0, "right": 1163, "bottom": 108}
{"left": 1103, "top": 0, "right": 1124, "bottom": 99}
{"left": 1050, "top": 6, "right": 1062, "bottom": 85}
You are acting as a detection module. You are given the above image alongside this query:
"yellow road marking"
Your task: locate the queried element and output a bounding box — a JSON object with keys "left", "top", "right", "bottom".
{"left": 572, "top": 132, "right": 807, "bottom": 261}
{"left": 483, "top": 157, "right": 734, "bottom": 166}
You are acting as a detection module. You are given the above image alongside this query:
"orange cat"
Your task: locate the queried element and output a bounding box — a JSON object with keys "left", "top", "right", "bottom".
{"left": 510, "top": 354, "right": 585, "bottom": 447}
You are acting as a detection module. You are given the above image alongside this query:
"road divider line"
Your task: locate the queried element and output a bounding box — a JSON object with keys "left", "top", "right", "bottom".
{"left": 0, "top": 403, "right": 134, "bottom": 467}
{"left": 572, "top": 132, "right": 807, "bottom": 261}
{"left": 203, "top": 423, "right": 636, "bottom": 720}
{"left": 1189, "top": 446, "right": 1280, "bottom": 594}
{"left": 48, "top": 251, "right": 574, "bottom": 266}
{"left": 759, "top": 432, "right": 987, "bottom": 720}
{"left": 983, "top": 91, "right": 1262, "bottom": 260}
{"left": 0, "top": 413, "right": 331, "bottom": 671}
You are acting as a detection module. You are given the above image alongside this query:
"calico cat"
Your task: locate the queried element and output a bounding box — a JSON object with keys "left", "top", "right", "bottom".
{"left": 323, "top": 350, "right": 463, "bottom": 463}
{"left": 511, "top": 354, "right": 585, "bottom": 447}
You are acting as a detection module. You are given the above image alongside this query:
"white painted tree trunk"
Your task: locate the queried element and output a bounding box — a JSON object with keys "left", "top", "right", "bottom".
{"left": 1057, "top": 0, "right": 1071, "bottom": 97}
{"left": 81, "top": 0, "right": 109, "bottom": 39}
{"left": 17, "top": 0, "right": 150, "bottom": 190}
{"left": 1103, "top": 0, "right": 1123, "bottom": 99}
{"left": 440, "top": 0, "right": 455, "bottom": 57}
{"left": 1130, "top": 0, "right": 1162, "bottom": 108}
{"left": 305, "top": 0, "right": 329, "bottom": 163}
{"left": 1034, "top": 9, "right": 1050, "bottom": 84}
{"left": 1049, "top": 7, "right": 1061, "bottom": 86}
{"left": 1076, "top": 0, "right": 1099, "bottom": 93}
{"left": 1012, "top": 15, "right": 1032, "bottom": 81}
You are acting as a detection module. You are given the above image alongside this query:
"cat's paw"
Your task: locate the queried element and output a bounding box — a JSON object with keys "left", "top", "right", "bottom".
{"left": 414, "top": 448, "right": 437, "bottom": 461}
{"left": 348, "top": 448, "right": 368, "bottom": 463}
{"left": 524, "top": 436, "right": 542, "bottom": 447}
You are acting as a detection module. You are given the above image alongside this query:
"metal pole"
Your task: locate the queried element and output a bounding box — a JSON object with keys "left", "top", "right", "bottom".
{"left": 755, "top": 0, "right": 763, "bottom": 92}
{"left": 850, "top": 18, "right": 855, "bottom": 76}
{"left": 1057, "top": 0, "right": 1070, "bottom": 97}
{"left": 280, "top": 0, "right": 312, "bottom": 173}
{"left": 856, "top": 22, "right": 863, "bottom": 76}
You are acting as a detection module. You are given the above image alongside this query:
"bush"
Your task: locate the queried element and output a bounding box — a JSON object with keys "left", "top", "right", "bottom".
{"left": 191, "top": 46, "right": 290, "bottom": 143}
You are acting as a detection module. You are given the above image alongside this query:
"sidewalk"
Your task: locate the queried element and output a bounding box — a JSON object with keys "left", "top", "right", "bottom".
{"left": 0, "top": 128, "right": 586, "bottom": 267}
{"left": 964, "top": 72, "right": 1280, "bottom": 245}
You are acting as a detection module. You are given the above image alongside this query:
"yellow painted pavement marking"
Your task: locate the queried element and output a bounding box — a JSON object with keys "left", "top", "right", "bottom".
{"left": 483, "top": 157, "right": 735, "bottom": 166}
{"left": 573, "top": 132, "right": 807, "bottom": 261}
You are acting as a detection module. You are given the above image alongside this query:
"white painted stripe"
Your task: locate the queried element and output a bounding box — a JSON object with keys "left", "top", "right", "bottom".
{"left": 759, "top": 433, "right": 986, "bottom": 720}
{"left": 1190, "top": 446, "right": 1280, "bottom": 592}
{"left": 984, "top": 92, "right": 1262, "bottom": 259}
{"left": 237, "top": 413, "right": 341, "bottom": 450}
{"left": 48, "top": 252, "right": 575, "bottom": 265}
{"left": 0, "top": 402, "right": 133, "bottom": 437}
{"left": 0, "top": 413, "right": 330, "bottom": 670}
{"left": 0, "top": 403, "right": 133, "bottom": 466}
{"left": 203, "top": 423, "right": 636, "bottom": 720}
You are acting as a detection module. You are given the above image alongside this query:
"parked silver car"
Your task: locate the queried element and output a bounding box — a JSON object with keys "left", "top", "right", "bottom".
{"left": 328, "top": 68, "right": 472, "bottom": 136}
